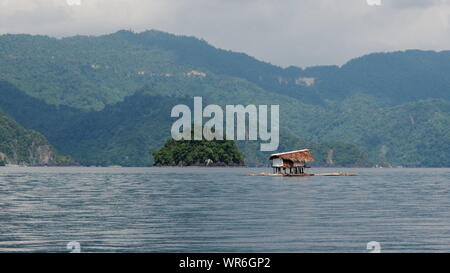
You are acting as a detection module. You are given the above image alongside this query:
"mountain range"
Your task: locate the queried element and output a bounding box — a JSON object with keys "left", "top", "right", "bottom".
{"left": 0, "top": 30, "right": 448, "bottom": 167}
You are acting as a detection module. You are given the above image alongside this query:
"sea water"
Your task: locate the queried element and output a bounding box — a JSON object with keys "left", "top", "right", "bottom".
{"left": 0, "top": 167, "right": 449, "bottom": 253}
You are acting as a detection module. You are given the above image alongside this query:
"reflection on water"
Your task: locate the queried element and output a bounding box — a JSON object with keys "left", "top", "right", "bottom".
{"left": 0, "top": 167, "right": 449, "bottom": 252}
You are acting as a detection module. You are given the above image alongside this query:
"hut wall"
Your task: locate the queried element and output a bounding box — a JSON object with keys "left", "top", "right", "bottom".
{"left": 272, "top": 158, "right": 283, "bottom": 167}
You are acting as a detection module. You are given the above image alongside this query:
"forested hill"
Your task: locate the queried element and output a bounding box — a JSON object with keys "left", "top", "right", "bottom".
{"left": 1, "top": 31, "right": 449, "bottom": 110}
{"left": 0, "top": 81, "right": 369, "bottom": 167}
{"left": 0, "top": 30, "right": 449, "bottom": 167}
{"left": 0, "top": 110, "right": 67, "bottom": 166}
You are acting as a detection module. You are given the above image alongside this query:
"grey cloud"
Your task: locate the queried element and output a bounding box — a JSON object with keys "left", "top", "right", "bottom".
{"left": 388, "top": 0, "right": 443, "bottom": 9}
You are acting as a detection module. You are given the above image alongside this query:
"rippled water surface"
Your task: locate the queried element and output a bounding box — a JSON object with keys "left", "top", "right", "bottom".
{"left": 0, "top": 167, "right": 449, "bottom": 252}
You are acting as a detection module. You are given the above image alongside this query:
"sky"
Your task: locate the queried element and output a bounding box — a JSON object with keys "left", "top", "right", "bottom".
{"left": 1, "top": 0, "right": 450, "bottom": 67}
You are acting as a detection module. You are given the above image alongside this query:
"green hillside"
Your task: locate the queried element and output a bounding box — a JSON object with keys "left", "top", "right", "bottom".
{"left": 1, "top": 31, "right": 449, "bottom": 110}
{"left": 0, "top": 82, "right": 369, "bottom": 166}
{"left": 0, "top": 30, "right": 449, "bottom": 167}
{"left": 0, "top": 110, "right": 68, "bottom": 166}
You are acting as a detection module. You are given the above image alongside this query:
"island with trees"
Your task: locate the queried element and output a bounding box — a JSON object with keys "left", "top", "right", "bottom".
{"left": 153, "top": 139, "right": 244, "bottom": 167}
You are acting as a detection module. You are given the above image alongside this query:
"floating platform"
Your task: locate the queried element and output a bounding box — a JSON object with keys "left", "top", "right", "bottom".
{"left": 245, "top": 172, "right": 358, "bottom": 177}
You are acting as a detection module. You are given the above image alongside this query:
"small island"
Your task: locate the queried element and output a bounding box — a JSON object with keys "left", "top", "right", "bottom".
{"left": 153, "top": 139, "right": 244, "bottom": 167}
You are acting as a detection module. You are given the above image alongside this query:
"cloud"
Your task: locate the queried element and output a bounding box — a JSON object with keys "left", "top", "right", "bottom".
{"left": 0, "top": 0, "right": 450, "bottom": 67}
{"left": 388, "top": 0, "right": 443, "bottom": 9}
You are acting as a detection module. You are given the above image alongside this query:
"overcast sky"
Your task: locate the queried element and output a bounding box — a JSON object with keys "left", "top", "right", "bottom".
{"left": 1, "top": 0, "right": 450, "bottom": 67}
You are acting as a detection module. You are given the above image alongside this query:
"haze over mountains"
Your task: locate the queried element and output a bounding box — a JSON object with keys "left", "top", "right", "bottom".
{"left": 0, "top": 30, "right": 449, "bottom": 167}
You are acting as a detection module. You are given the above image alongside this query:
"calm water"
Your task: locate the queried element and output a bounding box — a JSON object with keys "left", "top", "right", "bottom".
{"left": 0, "top": 167, "right": 449, "bottom": 253}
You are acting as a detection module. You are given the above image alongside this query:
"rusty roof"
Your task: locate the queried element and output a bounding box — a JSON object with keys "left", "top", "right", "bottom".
{"left": 269, "top": 149, "right": 314, "bottom": 162}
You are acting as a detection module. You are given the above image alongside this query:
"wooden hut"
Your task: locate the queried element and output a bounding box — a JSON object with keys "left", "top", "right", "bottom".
{"left": 269, "top": 149, "right": 314, "bottom": 175}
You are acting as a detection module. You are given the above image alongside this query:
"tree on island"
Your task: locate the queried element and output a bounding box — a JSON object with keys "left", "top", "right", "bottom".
{"left": 153, "top": 138, "right": 244, "bottom": 167}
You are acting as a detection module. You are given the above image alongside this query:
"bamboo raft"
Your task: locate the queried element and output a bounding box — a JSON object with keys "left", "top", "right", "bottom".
{"left": 245, "top": 172, "right": 358, "bottom": 177}
{"left": 255, "top": 149, "right": 358, "bottom": 177}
